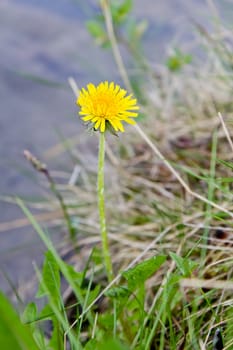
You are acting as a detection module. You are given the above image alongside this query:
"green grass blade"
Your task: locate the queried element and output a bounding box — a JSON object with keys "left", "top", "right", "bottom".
{"left": 16, "top": 198, "right": 94, "bottom": 328}
{"left": 0, "top": 291, "right": 40, "bottom": 350}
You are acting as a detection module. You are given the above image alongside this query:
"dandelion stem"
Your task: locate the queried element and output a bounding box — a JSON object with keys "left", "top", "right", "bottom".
{"left": 98, "top": 132, "right": 113, "bottom": 282}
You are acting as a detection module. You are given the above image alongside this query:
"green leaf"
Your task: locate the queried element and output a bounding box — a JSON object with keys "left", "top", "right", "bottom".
{"left": 217, "top": 177, "right": 233, "bottom": 183}
{"left": 166, "top": 49, "right": 192, "bottom": 72}
{"left": 83, "top": 284, "right": 101, "bottom": 306}
{"left": 111, "top": 0, "right": 133, "bottom": 24}
{"left": 37, "top": 250, "right": 60, "bottom": 302}
{"left": 38, "top": 303, "right": 54, "bottom": 321}
{"left": 86, "top": 20, "right": 105, "bottom": 38}
{"left": 122, "top": 255, "right": 166, "bottom": 290}
{"left": 213, "top": 211, "right": 231, "bottom": 219}
{"left": 84, "top": 339, "right": 98, "bottom": 349}
{"left": 17, "top": 198, "right": 93, "bottom": 326}
{"left": 91, "top": 247, "right": 103, "bottom": 265}
{"left": 105, "top": 285, "right": 130, "bottom": 299}
{"left": 98, "top": 338, "right": 129, "bottom": 350}
{"left": 48, "top": 318, "right": 63, "bottom": 350}
{"left": 98, "top": 312, "right": 114, "bottom": 331}
{"left": 170, "top": 252, "right": 197, "bottom": 276}
{"left": 22, "top": 303, "right": 47, "bottom": 349}
{"left": 22, "top": 302, "right": 38, "bottom": 324}
{"left": 88, "top": 337, "right": 128, "bottom": 350}
{"left": 86, "top": 20, "right": 109, "bottom": 46}
{"left": 63, "top": 263, "right": 83, "bottom": 286}
{"left": 0, "top": 292, "right": 40, "bottom": 350}
{"left": 116, "top": 0, "right": 133, "bottom": 18}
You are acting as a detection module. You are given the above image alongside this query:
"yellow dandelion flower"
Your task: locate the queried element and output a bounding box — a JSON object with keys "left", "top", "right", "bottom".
{"left": 77, "top": 81, "right": 139, "bottom": 133}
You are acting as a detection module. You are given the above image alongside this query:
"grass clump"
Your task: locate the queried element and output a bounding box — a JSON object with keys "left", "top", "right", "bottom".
{"left": 1, "top": 1, "right": 233, "bottom": 349}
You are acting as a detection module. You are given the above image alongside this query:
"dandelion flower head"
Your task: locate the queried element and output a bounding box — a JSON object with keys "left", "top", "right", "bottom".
{"left": 77, "top": 81, "right": 139, "bottom": 133}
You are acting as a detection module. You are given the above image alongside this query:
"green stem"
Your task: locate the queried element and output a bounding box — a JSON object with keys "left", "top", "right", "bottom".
{"left": 45, "top": 170, "right": 75, "bottom": 240}
{"left": 98, "top": 132, "right": 113, "bottom": 282}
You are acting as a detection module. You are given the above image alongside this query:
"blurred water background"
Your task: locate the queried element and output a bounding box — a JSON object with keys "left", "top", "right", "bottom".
{"left": 0, "top": 0, "right": 232, "bottom": 295}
